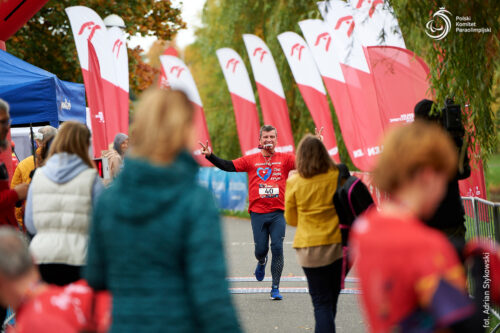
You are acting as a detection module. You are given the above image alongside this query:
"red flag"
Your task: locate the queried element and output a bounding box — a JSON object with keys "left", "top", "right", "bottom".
{"left": 216, "top": 48, "right": 261, "bottom": 155}
{"left": 277, "top": 32, "right": 340, "bottom": 161}
{"left": 159, "top": 55, "right": 212, "bottom": 166}
{"left": 299, "top": 19, "right": 374, "bottom": 170}
{"left": 158, "top": 47, "right": 179, "bottom": 88}
{"left": 66, "top": 6, "right": 129, "bottom": 151}
{"left": 459, "top": 136, "right": 487, "bottom": 199}
{"left": 319, "top": 2, "right": 386, "bottom": 170}
{"left": 84, "top": 40, "right": 108, "bottom": 156}
{"left": 0, "top": 0, "right": 49, "bottom": 41}
{"left": 348, "top": 0, "right": 406, "bottom": 48}
{"left": 243, "top": 34, "right": 295, "bottom": 153}
{"left": 108, "top": 27, "right": 129, "bottom": 134}
{"left": 365, "top": 46, "right": 431, "bottom": 127}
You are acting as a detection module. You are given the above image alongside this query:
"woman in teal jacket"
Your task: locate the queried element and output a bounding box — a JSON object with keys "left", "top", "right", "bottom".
{"left": 85, "top": 89, "right": 241, "bottom": 333}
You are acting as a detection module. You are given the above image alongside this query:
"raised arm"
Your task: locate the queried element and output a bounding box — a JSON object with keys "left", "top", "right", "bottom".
{"left": 199, "top": 141, "right": 236, "bottom": 172}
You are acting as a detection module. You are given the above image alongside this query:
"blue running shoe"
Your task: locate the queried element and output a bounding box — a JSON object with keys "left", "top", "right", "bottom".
{"left": 270, "top": 287, "right": 283, "bottom": 300}
{"left": 254, "top": 257, "right": 267, "bottom": 281}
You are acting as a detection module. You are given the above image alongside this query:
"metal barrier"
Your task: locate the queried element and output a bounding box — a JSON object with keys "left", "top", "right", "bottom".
{"left": 462, "top": 196, "right": 500, "bottom": 333}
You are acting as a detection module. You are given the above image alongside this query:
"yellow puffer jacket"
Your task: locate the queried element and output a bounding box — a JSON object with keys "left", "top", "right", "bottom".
{"left": 11, "top": 155, "right": 36, "bottom": 225}
{"left": 285, "top": 168, "right": 341, "bottom": 248}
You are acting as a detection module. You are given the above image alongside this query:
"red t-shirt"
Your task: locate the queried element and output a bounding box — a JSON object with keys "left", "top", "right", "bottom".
{"left": 9, "top": 280, "right": 111, "bottom": 333}
{"left": 349, "top": 207, "right": 474, "bottom": 332}
{"left": 233, "top": 152, "right": 295, "bottom": 213}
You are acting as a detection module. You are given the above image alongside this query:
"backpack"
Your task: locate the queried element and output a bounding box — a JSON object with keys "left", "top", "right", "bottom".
{"left": 333, "top": 164, "right": 374, "bottom": 247}
{"left": 333, "top": 164, "right": 374, "bottom": 287}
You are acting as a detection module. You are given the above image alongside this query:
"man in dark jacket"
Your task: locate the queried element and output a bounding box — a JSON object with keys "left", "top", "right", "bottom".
{"left": 414, "top": 99, "right": 471, "bottom": 243}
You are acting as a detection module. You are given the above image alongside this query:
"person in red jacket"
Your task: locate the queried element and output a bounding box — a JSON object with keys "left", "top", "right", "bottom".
{"left": 0, "top": 227, "right": 111, "bottom": 333}
{"left": 350, "top": 121, "right": 483, "bottom": 332}
{"left": 0, "top": 99, "right": 28, "bottom": 228}
{"left": 0, "top": 99, "right": 29, "bottom": 326}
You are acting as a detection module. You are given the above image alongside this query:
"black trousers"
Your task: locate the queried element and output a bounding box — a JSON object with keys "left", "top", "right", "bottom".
{"left": 303, "top": 259, "right": 343, "bottom": 333}
{"left": 1, "top": 306, "right": 6, "bottom": 328}
{"left": 39, "top": 263, "right": 82, "bottom": 286}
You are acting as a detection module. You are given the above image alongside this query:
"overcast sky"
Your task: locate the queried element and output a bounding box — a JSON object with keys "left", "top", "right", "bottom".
{"left": 128, "top": 0, "right": 207, "bottom": 52}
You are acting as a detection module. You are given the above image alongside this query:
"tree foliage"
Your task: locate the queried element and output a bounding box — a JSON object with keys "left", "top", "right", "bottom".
{"left": 6, "top": 0, "right": 185, "bottom": 97}
{"left": 389, "top": 0, "right": 500, "bottom": 158}
{"left": 184, "top": 0, "right": 352, "bottom": 163}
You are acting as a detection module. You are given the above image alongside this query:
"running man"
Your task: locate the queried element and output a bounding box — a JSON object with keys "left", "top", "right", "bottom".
{"left": 199, "top": 125, "right": 323, "bottom": 300}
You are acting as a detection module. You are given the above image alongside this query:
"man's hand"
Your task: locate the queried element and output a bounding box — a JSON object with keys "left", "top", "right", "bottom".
{"left": 14, "top": 183, "right": 29, "bottom": 201}
{"left": 198, "top": 141, "right": 212, "bottom": 157}
{"left": 315, "top": 127, "right": 324, "bottom": 142}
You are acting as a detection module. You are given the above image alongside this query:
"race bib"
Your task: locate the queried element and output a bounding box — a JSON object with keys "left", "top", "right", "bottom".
{"left": 259, "top": 187, "right": 279, "bottom": 196}
{"left": 258, "top": 184, "right": 279, "bottom": 198}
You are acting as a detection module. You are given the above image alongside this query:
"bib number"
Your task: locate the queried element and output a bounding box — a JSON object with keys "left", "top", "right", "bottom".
{"left": 259, "top": 187, "right": 279, "bottom": 196}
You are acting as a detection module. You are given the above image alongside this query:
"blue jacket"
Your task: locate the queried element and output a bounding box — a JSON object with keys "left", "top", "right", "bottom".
{"left": 85, "top": 151, "right": 241, "bottom": 333}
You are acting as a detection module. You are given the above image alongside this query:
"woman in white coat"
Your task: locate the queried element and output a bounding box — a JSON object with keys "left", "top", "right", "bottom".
{"left": 25, "top": 121, "right": 104, "bottom": 286}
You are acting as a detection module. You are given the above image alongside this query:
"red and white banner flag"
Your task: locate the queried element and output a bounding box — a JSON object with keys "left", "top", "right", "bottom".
{"left": 321, "top": 0, "right": 428, "bottom": 130}
{"left": 299, "top": 19, "right": 381, "bottom": 171}
{"left": 347, "top": 0, "right": 406, "bottom": 48}
{"left": 365, "top": 46, "right": 431, "bottom": 126}
{"left": 158, "top": 47, "right": 179, "bottom": 88}
{"left": 459, "top": 149, "right": 487, "bottom": 199}
{"left": 277, "top": 31, "right": 339, "bottom": 162}
{"left": 243, "top": 34, "right": 294, "bottom": 153}
{"left": 66, "top": 6, "right": 128, "bottom": 156}
{"left": 216, "top": 48, "right": 260, "bottom": 156}
{"left": 159, "top": 55, "right": 212, "bottom": 167}
{"left": 341, "top": 0, "right": 429, "bottom": 128}
{"left": 299, "top": 19, "right": 367, "bottom": 170}
{"left": 107, "top": 26, "right": 129, "bottom": 134}
{"left": 86, "top": 40, "right": 108, "bottom": 155}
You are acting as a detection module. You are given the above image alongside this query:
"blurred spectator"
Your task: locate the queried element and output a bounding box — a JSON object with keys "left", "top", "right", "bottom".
{"left": 0, "top": 99, "right": 28, "bottom": 229}
{"left": 0, "top": 226, "right": 111, "bottom": 333}
{"left": 102, "top": 133, "right": 128, "bottom": 180}
{"left": 11, "top": 126, "right": 57, "bottom": 227}
{"left": 350, "top": 121, "right": 481, "bottom": 332}
{"left": 25, "top": 121, "right": 104, "bottom": 286}
{"left": 0, "top": 99, "right": 28, "bottom": 331}
{"left": 285, "top": 134, "right": 343, "bottom": 333}
{"left": 85, "top": 89, "right": 241, "bottom": 332}
{"left": 414, "top": 99, "right": 470, "bottom": 245}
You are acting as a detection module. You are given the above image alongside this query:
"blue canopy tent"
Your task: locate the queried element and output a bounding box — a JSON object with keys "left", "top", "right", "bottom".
{"left": 0, "top": 49, "right": 86, "bottom": 127}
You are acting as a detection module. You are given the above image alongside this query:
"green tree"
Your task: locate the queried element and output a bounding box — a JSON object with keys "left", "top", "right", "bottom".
{"left": 390, "top": 0, "right": 500, "bottom": 159}
{"left": 6, "top": 0, "right": 185, "bottom": 96}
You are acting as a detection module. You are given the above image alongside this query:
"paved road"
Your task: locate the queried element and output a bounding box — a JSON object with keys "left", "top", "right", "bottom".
{"left": 222, "top": 217, "right": 367, "bottom": 333}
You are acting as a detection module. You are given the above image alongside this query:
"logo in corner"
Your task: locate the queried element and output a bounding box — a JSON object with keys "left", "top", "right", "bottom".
{"left": 426, "top": 7, "right": 452, "bottom": 40}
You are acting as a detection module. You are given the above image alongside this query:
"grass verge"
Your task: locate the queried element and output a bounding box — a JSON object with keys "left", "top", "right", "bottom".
{"left": 220, "top": 209, "right": 250, "bottom": 219}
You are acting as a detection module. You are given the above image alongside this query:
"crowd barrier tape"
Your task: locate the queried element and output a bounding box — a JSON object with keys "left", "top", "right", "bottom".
{"left": 197, "top": 167, "right": 248, "bottom": 211}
